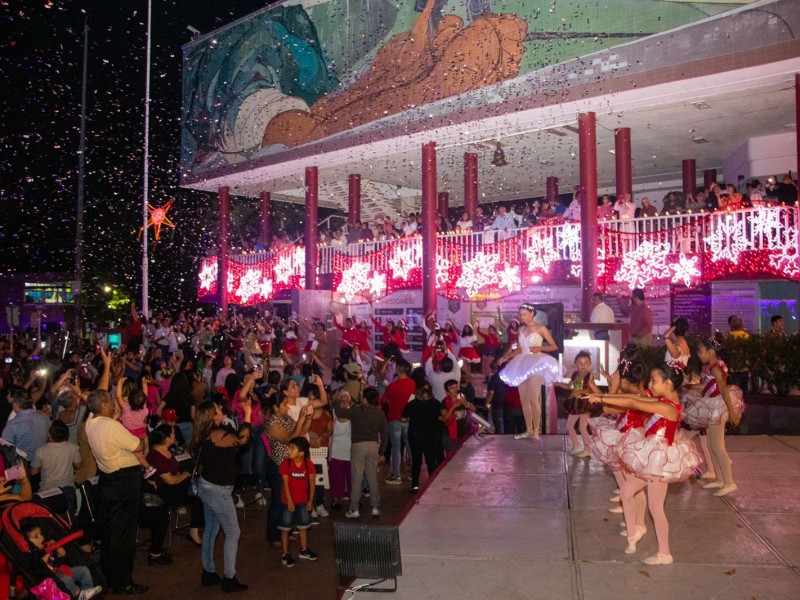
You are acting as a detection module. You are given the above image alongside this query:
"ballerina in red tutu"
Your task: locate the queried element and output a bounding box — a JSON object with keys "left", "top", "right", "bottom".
{"left": 457, "top": 323, "right": 481, "bottom": 365}
{"left": 586, "top": 361, "right": 701, "bottom": 566}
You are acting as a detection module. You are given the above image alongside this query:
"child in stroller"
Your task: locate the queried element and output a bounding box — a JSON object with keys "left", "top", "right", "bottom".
{"left": 0, "top": 501, "right": 105, "bottom": 599}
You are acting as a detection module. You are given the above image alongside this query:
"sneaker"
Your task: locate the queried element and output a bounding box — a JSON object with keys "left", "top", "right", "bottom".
{"left": 79, "top": 586, "right": 103, "bottom": 600}
{"left": 345, "top": 509, "right": 361, "bottom": 519}
{"left": 341, "top": 495, "right": 350, "bottom": 502}
{"left": 255, "top": 492, "right": 267, "bottom": 507}
{"left": 310, "top": 517, "right": 321, "bottom": 526}
{"left": 298, "top": 548, "right": 318, "bottom": 561}
{"left": 281, "top": 553, "right": 296, "bottom": 568}
{"left": 143, "top": 466, "right": 157, "bottom": 479}
{"left": 385, "top": 475, "right": 402, "bottom": 485}
{"left": 233, "top": 495, "right": 245, "bottom": 509}
{"left": 410, "top": 485, "right": 420, "bottom": 493}
{"left": 371, "top": 507, "right": 381, "bottom": 517}
{"left": 311, "top": 508, "right": 319, "bottom": 518}
{"left": 315, "top": 504, "right": 329, "bottom": 517}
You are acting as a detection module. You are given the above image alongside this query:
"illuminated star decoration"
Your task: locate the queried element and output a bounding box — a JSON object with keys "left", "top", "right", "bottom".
{"left": 497, "top": 264, "right": 521, "bottom": 292}
{"left": 273, "top": 254, "right": 294, "bottom": 284}
{"left": 260, "top": 276, "right": 274, "bottom": 300}
{"left": 338, "top": 261, "right": 373, "bottom": 302}
{"left": 368, "top": 272, "right": 387, "bottom": 297}
{"left": 558, "top": 223, "right": 581, "bottom": 258}
{"left": 236, "top": 268, "right": 264, "bottom": 303}
{"left": 614, "top": 240, "right": 671, "bottom": 289}
{"left": 435, "top": 255, "right": 452, "bottom": 287}
{"left": 144, "top": 200, "right": 175, "bottom": 241}
{"left": 750, "top": 206, "right": 784, "bottom": 245}
{"left": 769, "top": 227, "right": 800, "bottom": 278}
{"left": 670, "top": 254, "right": 701, "bottom": 288}
{"left": 388, "top": 243, "right": 418, "bottom": 281}
{"left": 704, "top": 215, "right": 749, "bottom": 263}
{"left": 523, "top": 231, "right": 560, "bottom": 274}
{"left": 198, "top": 260, "right": 218, "bottom": 291}
{"left": 456, "top": 251, "right": 500, "bottom": 298}
{"left": 570, "top": 247, "right": 606, "bottom": 278}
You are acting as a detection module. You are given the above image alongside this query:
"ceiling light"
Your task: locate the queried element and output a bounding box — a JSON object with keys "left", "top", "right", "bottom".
{"left": 691, "top": 101, "right": 710, "bottom": 110}
{"left": 691, "top": 137, "right": 709, "bottom": 144}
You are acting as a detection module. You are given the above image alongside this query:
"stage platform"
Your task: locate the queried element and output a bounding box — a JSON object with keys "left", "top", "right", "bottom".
{"left": 350, "top": 434, "right": 800, "bottom": 599}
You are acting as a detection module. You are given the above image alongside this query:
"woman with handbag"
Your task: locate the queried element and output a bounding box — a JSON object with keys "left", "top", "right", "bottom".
{"left": 191, "top": 398, "right": 252, "bottom": 593}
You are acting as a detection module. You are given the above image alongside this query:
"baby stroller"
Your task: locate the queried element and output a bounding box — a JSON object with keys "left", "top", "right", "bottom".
{"left": 0, "top": 501, "right": 106, "bottom": 598}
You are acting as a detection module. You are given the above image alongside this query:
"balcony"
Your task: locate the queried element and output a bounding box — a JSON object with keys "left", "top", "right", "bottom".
{"left": 198, "top": 205, "right": 799, "bottom": 305}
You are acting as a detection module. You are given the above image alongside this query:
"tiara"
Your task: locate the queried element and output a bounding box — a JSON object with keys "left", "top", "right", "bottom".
{"left": 520, "top": 302, "right": 536, "bottom": 312}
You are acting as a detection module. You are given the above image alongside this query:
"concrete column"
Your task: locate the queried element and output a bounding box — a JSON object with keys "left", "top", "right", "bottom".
{"left": 348, "top": 174, "right": 361, "bottom": 230}
{"left": 682, "top": 159, "right": 697, "bottom": 201}
{"left": 422, "top": 143, "right": 438, "bottom": 315}
{"left": 305, "top": 167, "right": 318, "bottom": 290}
{"left": 217, "top": 186, "right": 230, "bottom": 316}
{"left": 614, "top": 128, "right": 632, "bottom": 200}
{"left": 703, "top": 169, "right": 717, "bottom": 189}
{"left": 259, "top": 191, "right": 271, "bottom": 248}
{"left": 578, "top": 113, "right": 598, "bottom": 322}
{"left": 464, "top": 152, "right": 478, "bottom": 222}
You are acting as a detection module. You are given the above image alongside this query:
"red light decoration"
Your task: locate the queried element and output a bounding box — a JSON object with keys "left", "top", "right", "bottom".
{"left": 143, "top": 200, "right": 175, "bottom": 241}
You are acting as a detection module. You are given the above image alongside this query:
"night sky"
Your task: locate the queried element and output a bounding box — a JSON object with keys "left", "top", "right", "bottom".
{"left": 0, "top": 0, "right": 303, "bottom": 313}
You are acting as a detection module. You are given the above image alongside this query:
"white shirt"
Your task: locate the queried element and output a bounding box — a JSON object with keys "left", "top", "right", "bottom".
{"left": 563, "top": 200, "right": 581, "bottom": 221}
{"left": 590, "top": 302, "right": 615, "bottom": 324}
{"left": 424, "top": 350, "right": 461, "bottom": 401}
{"left": 614, "top": 200, "right": 636, "bottom": 220}
{"left": 85, "top": 415, "right": 140, "bottom": 473}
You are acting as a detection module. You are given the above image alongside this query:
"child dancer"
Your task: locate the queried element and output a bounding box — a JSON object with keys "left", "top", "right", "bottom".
{"left": 683, "top": 335, "right": 744, "bottom": 497}
{"left": 680, "top": 357, "right": 715, "bottom": 481}
{"left": 475, "top": 322, "right": 500, "bottom": 381}
{"left": 587, "top": 362, "right": 701, "bottom": 565}
{"left": 116, "top": 377, "right": 156, "bottom": 479}
{"left": 557, "top": 351, "right": 600, "bottom": 457}
{"left": 457, "top": 323, "right": 481, "bottom": 366}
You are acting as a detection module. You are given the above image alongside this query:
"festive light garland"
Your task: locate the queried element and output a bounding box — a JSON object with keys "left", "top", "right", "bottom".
{"left": 704, "top": 214, "right": 749, "bottom": 264}
{"left": 614, "top": 240, "right": 672, "bottom": 289}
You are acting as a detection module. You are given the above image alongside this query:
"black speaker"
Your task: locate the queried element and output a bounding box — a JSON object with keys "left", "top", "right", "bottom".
{"left": 334, "top": 522, "right": 402, "bottom": 593}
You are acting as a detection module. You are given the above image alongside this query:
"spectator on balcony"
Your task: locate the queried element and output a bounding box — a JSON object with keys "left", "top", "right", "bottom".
{"left": 491, "top": 206, "right": 517, "bottom": 240}
{"left": 748, "top": 179, "right": 766, "bottom": 207}
{"left": 613, "top": 193, "right": 636, "bottom": 221}
{"left": 617, "top": 288, "right": 653, "bottom": 346}
{"left": 330, "top": 229, "right": 346, "bottom": 246}
{"left": 705, "top": 182, "right": 721, "bottom": 211}
{"left": 562, "top": 191, "right": 581, "bottom": 221}
{"left": 768, "top": 174, "right": 798, "bottom": 204}
{"left": 436, "top": 213, "right": 450, "bottom": 233}
{"left": 359, "top": 221, "right": 375, "bottom": 242}
{"left": 454, "top": 211, "right": 473, "bottom": 232}
{"left": 685, "top": 190, "right": 706, "bottom": 212}
{"left": 639, "top": 197, "right": 658, "bottom": 217}
{"left": 474, "top": 206, "right": 491, "bottom": 230}
{"left": 660, "top": 192, "right": 683, "bottom": 215}
{"left": 553, "top": 198, "right": 567, "bottom": 216}
{"left": 597, "top": 195, "right": 615, "bottom": 221}
{"left": 720, "top": 184, "right": 744, "bottom": 210}
{"left": 517, "top": 204, "right": 536, "bottom": 227}
{"left": 538, "top": 200, "right": 556, "bottom": 221}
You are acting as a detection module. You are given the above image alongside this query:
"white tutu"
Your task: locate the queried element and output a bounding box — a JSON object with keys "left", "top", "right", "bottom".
{"left": 588, "top": 416, "right": 625, "bottom": 469}
{"left": 682, "top": 386, "right": 745, "bottom": 430}
{"left": 499, "top": 352, "right": 560, "bottom": 387}
{"left": 617, "top": 428, "right": 701, "bottom": 483}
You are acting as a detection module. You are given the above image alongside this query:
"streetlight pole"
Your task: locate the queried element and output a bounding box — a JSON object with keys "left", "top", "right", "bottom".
{"left": 73, "top": 17, "right": 89, "bottom": 337}
{"left": 141, "top": 0, "right": 152, "bottom": 318}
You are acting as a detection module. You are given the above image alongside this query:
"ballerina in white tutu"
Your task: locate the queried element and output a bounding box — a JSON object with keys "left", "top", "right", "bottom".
{"left": 496, "top": 303, "right": 560, "bottom": 440}
{"left": 683, "top": 335, "right": 744, "bottom": 497}
{"left": 586, "top": 361, "right": 702, "bottom": 566}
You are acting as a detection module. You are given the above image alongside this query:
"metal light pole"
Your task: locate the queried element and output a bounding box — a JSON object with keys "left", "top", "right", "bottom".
{"left": 73, "top": 17, "right": 89, "bottom": 337}
{"left": 141, "top": 0, "right": 152, "bottom": 318}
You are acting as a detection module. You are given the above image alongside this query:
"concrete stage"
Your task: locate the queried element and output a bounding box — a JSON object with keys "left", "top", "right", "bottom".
{"left": 351, "top": 434, "right": 800, "bottom": 599}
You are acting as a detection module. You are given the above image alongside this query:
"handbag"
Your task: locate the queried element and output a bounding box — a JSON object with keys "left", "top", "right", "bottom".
{"left": 187, "top": 445, "right": 202, "bottom": 497}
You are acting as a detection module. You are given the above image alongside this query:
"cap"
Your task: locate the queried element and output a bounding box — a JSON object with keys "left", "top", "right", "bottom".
{"left": 161, "top": 408, "right": 178, "bottom": 422}
{"left": 344, "top": 362, "right": 361, "bottom": 376}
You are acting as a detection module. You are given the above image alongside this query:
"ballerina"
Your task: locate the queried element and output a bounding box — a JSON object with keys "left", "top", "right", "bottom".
{"left": 664, "top": 317, "right": 691, "bottom": 364}
{"left": 496, "top": 303, "right": 560, "bottom": 440}
{"left": 586, "top": 361, "right": 701, "bottom": 565}
{"left": 457, "top": 323, "right": 481, "bottom": 365}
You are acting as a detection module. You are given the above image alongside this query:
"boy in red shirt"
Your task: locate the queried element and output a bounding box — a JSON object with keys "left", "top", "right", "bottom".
{"left": 279, "top": 436, "right": 318, "bottom": 567}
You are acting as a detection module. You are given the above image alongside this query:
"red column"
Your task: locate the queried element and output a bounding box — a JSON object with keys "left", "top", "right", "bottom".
{"left": 259, "top": 191, "right": 271, "bottom": 248}
{"left": 305, "top": 167, "right": 319, "bottom": 290}
{"left": 218, "top": 186, "right": 230, "bottom": 316}
{"left": 464, "top": 152, "right": 478, "bottom": 221}
{"left": 546, "top": 176, "right": 559, "bottom": 205}
{"left": 578, "top": 113, "right": 598, "bottom": 322}
{"left": 348, "top": 174, "right": 361, "bottom": 230}
{"left": 422, "top": 143, "right": 438, "bottom": 316}
{"left": 796, "top": 73, "right": 799, "bottom": 175}
{"left": 682, "top": 159, "right": 697, "bottom": 201}
{"left": 614, "top": 128, "right": 632, "bottom": 200}
{"left": 437, "top": 192, "right": 449, "bottom": 222}
{"left": 703, "top": 169, "right": 717, "bottom": 189}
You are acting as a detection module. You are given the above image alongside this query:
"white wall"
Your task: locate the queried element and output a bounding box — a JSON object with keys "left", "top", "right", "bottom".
{"left": 724, "top": 131, "right": 797, "bottom": 186}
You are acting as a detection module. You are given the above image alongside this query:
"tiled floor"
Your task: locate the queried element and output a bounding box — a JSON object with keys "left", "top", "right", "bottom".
{"left": 351, "top": 434, "right": 800, "bottom": 599}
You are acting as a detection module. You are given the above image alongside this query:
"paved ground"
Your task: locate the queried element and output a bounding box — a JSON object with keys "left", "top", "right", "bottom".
{"left": 348, "top": 434, "right": 800, "bottom": 600}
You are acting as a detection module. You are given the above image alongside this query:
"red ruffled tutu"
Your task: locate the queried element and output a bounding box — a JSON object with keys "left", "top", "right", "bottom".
{"left": 617, "top": 428, "right": 701, "bottom": 483}
{"left": 682, "top": 386, "right": 745, "bottom": 429}
{"left": 457, "top": 346, "right": 481, "bottom": 364}
{"left": 283, "top": 339, "right": 299, "bottom": 356}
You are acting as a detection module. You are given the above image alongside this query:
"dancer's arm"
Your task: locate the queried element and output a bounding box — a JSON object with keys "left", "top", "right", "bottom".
{"left": 531, "top": 325, "right": 559, "bottom": 353}
{"left": 586, "top": 393, "right": 678, "bottom": 421}
{"left": 711, "top": 365, "right": 740, "bottom": 426}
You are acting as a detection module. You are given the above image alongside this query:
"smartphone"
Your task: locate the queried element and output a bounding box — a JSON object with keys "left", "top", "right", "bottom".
{"left": 3, "top": 357, "right": 11, "bottom": 364}
{"left": 4, "top": 465, "right": 23, "bottom": 481}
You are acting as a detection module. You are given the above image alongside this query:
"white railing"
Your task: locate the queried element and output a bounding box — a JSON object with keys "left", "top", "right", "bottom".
{"left": 228, "top": 205, "right": 799, "bottom": 277}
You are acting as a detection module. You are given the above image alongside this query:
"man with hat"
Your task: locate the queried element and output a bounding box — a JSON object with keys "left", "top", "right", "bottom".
{"left": 342, "top": 362, "right": 365, "bottom": 403}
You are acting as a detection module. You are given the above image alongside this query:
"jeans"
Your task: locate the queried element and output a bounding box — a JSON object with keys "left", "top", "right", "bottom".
{"left": 490, "top": 405, "right": 505, "bottom": 435}
{"left": 56, "top": 565, "right": 94, "bottom": 595}
{"left": 349, "top": 442, "right": 380, "bottom": 511}
{"left": 197, "top": 477, "right": 241, "bottom": 579}
{"left": 388, "top": 420, "right": 409, "bottom": 477}
{"left": 176, "top": 421, "right": 193, "bottom": 446}
{"left": 97, "top": 466, "right": 141, "bottom": 590}
{"left": 264, "top": 459, "right": 283, "bottom": 543}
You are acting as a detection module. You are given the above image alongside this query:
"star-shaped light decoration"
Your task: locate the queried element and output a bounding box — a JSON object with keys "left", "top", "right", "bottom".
{"left": 273, "top": 254, "right": 294, "bottom": 284}
{"left": 388, "top": 243, "right": 418, "bottom": 281}
{"left": 558, "top": 223, "right": 581, "bottom": 258}
{"left": 144, "top": 200, "right": 175, "bottom": 241}
{"left": 198, "top": 260, "right": 218, "bottom": 291}
{"left": 614, "top": 241, "right": 672, "bottom": 289}
{"left": 497, "top": 264, "right": 521, "bottom": 292}
{"left": 435, "top": 255, "right": 452, "bottom": 288}
{"left": 704, "top": 215, "right": 749, "bottom": 263}
{"left": 368, "top": 272, "right": 387, "bottom": 297}
{"left": 750, "top": 206, "right": 784, "bottom": 246}
{"left": 338, "top": 261, "right": 372, "bottom": 302}
{"left": 523, "top": 231, "right": 560, "bottom": 275}
{"left": 456, "top": 251, "right": 500, "bottom": 298}
{"left": 236, "top": 268, "right": 264, "bottom": 303}
{"left": 670, "top": 254, "right": 701, "bottom": 288}
{"left": 260, "top": 276, "right": 274, "bottom": 300}
{"left": 570, "top": 247, "right": 606, "bottom": 279}
{"left": 769, "top": 227, "right": 800, "bottom": 278}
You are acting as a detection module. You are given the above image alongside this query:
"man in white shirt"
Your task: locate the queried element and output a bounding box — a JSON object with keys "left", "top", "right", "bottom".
{"left": 491, "top": 206, "right": 517, "bottom": 241}
{"left": 424, "top": 349, "right": 461, "bottom": 401}
{"left": 563, "top": 192, "right": 581, "bottom": 221}
{"left": 590, "top": 292, "right": 615, "bottom": 340}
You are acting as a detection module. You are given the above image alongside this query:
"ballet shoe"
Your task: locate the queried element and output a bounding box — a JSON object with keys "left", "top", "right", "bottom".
{"left": 713, "top": 484, "right": 738, "bottom": 497}
{"left": 699, "top": 471, "right": 717, "bottom": 480}
{"left": 513, "top": 431, "right": 532, "bottom": 440}
{"left": 609, "top": 495, "right": 621, "bottom": 503}
{"left": 608, "top": 505, "right": 624, "bottom": 514}
{"left": 568, "top": 447, "right": 583, "bottom": 456}
{"left": 625, "top": 529, "right": 645, "bottom": 554}
{"left": 701, "top": 480, "right": 724, "bottom": 489}
{"left": 619, "top": 521, "right": 626, "bottom": 528}
{"left": 642, "top": 553, "right": 673, "bottom": 565}
{"left": 531, "top": 432, "right": 541, "bottom": 441}
{"left": 620, "top": 525, "right": 646, "bottom": 537}
{"left": 575, "top": 450, "right": 592, "bottom": 458}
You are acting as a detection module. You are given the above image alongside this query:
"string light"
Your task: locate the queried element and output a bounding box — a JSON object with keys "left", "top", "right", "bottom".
{"left": 614, "top": 240, "right": 671, "bottom": 289}
{"left": 669, "top": 254, "right": 701, "bottom": 287}
{"left": 704, "top": 215, "right": 749, "bottom": 263}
